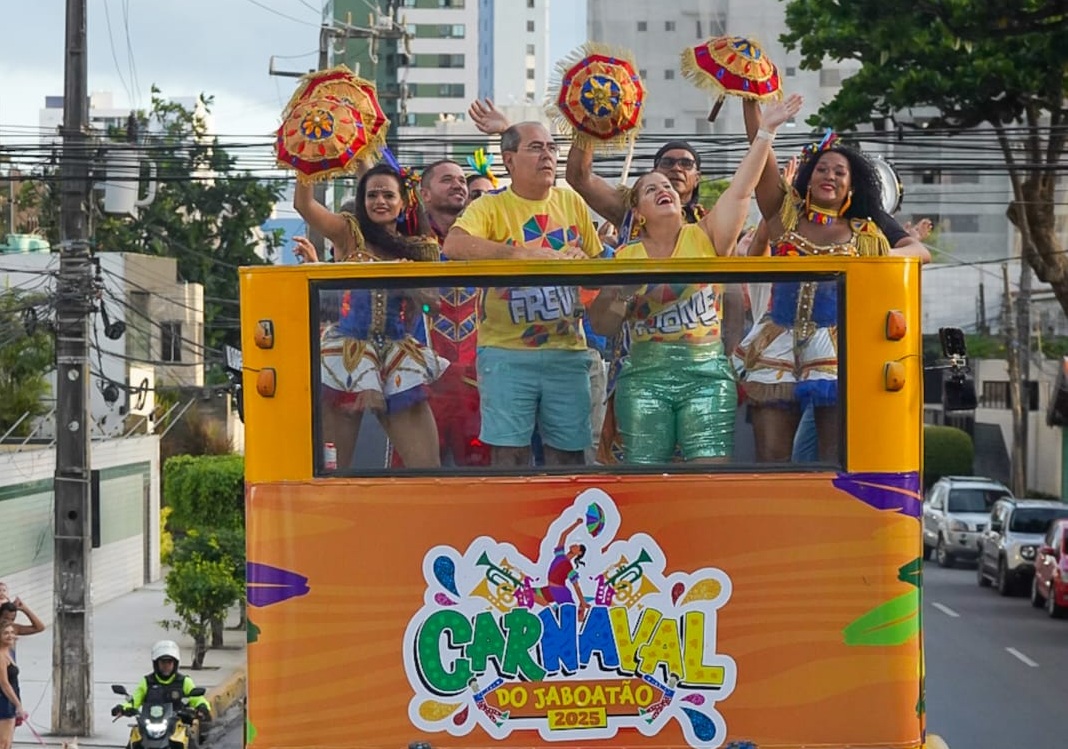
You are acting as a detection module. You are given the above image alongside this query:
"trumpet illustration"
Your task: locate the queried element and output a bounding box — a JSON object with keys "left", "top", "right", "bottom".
{"left": 595, "top": 549, "right": 656, "bottom": 607}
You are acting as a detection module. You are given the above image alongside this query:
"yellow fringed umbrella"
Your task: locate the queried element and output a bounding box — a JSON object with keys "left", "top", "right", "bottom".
{"left": 276, "top": 65, "right": 390, "bottom": 183}
{"left": 680, "top": 36, "right": 783, "bottom": 122}
{"left": 276, "top": 96, "right": 368, "bottom": 184}
{"left": 546, "top": 43, "right": 646, "bottom": 182}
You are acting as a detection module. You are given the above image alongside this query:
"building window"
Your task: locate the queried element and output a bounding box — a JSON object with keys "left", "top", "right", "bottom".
{"left": 161, "top": 322, "right": 182, "bottom": 363}
{"left": 412, "top": 53, "right": 465, "bottom": 68}
{"left": 128, "top": 291, "right": 150, "bottom": 361}
{"left": 665, "top": 20, "right": 676, "bottom": 31}
{"left": 944, "top": 214, "right": 980, "bottom": 233}
{"left": 639, "top": 68, "right": 647, "bottom": 79}
{"left": 526, "top": 68, "right": 535, "bottom": 79}
{"left": 665, "top": 117, "right": 675, "bottom": 129}
{"left": 695, "top": 20, "right": 701, "bottom": 38}
{"left": 526, "top": 20, "right": 535, "bottom": 32}
{"left": 527, "top": 0, "right": 534, "bottom": 6}
{"left": 785, "top": 66, "right": 796, "bottom": 77}
{"left": 409, "top": 83, "right": 466, "bottom": 98}
{"left": 526, "top": 44, "right": 535, "bottom": 54}
{"left": 819, "top": 68, "right": 841, "bottom": 87}
{"left": 637, "top": 21, "right": 647, "bottom": 31}
{"left": 664, "top": 69, "right": 675, "bottom": 80}
{"left": 921, "top": 169, "right": 942, "bottom": 185}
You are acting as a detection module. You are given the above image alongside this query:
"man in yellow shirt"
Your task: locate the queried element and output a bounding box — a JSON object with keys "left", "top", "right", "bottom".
{"left": 443, "top": 122, "right": 602, "bottom": 467}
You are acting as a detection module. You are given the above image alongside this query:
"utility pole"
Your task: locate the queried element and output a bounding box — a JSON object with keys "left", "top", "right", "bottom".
{"left": 1003, "top": 264, "right": 1026, "bottom": 497}
{"left": 53, "top": 0, "right": 94, "bottom": 735}
{"left": 1016, "top": 260, "right": 1032, "bottom": 490}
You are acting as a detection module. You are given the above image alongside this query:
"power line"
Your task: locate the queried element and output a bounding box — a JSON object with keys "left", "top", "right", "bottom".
{"left": 241, "top": 0, "right": 321, "bottom": 28}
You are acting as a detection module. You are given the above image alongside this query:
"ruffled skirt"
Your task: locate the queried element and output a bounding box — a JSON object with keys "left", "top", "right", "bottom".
{"left": 320, "top": 324, "right": 449, "bottom": 414}
{"left": 731, "top": 318, "right": 838, "bottom": 409}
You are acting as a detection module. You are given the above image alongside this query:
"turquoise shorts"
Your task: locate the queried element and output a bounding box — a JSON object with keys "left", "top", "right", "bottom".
{"left": 477, "top": 346, "right": 592, "bottom": 452}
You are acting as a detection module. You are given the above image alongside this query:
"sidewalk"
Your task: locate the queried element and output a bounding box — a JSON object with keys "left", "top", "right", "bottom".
{"left": 13, "top": 580, "right": 246, "bottom": 748}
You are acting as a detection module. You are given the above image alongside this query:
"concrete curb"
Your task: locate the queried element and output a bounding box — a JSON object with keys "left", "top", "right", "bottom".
{"left": 206, "top": 667, "right": 247, "bottom": 717}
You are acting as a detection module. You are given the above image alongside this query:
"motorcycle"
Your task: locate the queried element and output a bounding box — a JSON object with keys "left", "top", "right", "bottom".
{"left": 111, "top": 683, "right": 208, "bottom": 749}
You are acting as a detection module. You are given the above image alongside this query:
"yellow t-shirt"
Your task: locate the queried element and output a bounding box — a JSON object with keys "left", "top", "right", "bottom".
{"left": 614, "top": 224, "right": 722, "bottom": 345}
{"left": 453, "top": 186, "right": 601, "bottom": 350}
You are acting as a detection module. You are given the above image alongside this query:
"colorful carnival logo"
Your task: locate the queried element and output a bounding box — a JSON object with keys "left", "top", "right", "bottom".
{"left": 403, "top": 489, "right": 737, "bottom": 747}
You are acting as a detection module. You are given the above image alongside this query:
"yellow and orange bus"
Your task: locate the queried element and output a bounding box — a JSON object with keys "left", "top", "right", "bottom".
{"left": 240, "top": 255, "right": 945, "bottom": 749}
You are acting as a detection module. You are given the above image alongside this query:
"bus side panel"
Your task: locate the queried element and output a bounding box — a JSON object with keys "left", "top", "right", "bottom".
{"left": 246, "top": 474, "right": 923, "bottom": 749}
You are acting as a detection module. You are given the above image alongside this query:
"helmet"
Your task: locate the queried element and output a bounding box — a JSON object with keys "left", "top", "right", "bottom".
{"left": 151, "top": 640, "right": 181, "bottom": 665}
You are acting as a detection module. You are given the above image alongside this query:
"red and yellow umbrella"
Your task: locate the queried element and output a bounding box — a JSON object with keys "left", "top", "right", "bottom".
{"left": 681, "top": 36, "right": 783, "bottom": 122}
{"left": 276, "top": 65, "right": 390, "bottom": 182}
{"left": 547, "top": 43, "right": 646, "bottom": 153}
{"left": 276, "top": 95, "right": 368, "bottom": 183}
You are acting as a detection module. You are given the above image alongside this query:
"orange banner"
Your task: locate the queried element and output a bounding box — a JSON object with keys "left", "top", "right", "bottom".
{"left": 246, "top": 473, "right": 925, "bottom": 749}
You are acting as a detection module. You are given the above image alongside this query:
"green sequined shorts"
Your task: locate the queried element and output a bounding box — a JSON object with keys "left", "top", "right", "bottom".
{"left": 615, "top": 341, "right": 737, "bottom": 464}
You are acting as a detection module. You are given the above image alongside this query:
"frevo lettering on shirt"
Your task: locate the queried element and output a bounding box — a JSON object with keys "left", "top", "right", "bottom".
{"left": 632, "top": 287, "right": 718, "bottom": 338}
{"left": 508, "top": 286, "right": 578, "bottom": 324}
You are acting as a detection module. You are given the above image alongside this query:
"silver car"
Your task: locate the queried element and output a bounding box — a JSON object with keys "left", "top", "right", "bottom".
{"left": 977, "top": 498, "right": 1068, "bottom": 595}
{"left": 923, "top": 476, "right": 1010, "bottom": 568}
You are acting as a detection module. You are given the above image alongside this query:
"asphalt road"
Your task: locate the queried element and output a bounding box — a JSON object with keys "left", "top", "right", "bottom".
{"left": 924, "top": 560, "right": 1068, "bottom": 748}
{"left": 210, "top": 562, "right": 1067, "bottom": 749}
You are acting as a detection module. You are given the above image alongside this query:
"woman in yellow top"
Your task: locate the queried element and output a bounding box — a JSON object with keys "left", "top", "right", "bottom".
{"left": 589, "top": 95, "right": 801, "bottom": 465}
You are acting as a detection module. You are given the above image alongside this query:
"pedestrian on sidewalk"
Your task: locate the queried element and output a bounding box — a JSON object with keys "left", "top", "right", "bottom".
{"left": 0, "top": 600, "right": 45, "bottom": 638}
{"left": 0, "top": 623, "right": 28, "bottom": 749}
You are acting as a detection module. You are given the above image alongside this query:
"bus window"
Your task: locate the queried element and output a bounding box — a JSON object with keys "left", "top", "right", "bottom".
{"left": 309, "top": 272, "right": 845, "bottom": 475}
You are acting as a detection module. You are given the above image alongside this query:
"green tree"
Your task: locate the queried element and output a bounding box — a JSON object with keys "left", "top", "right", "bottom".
{"left": 696, "top": 177, "right": 730, "bottom": 213}
{"left": 923, "top": 425, "right": 974, "bottom": 490}
{"left": 27, "top": 88, "right": 283, "bottom": 375}
{"left": 0, "top": 290, "right": 54, "bottom": 436}
{"left": 162, "top": 555, "right": 243, "bottom": 669}
{"left": 781, "top": 0, "right": 1068, "bottom": 313}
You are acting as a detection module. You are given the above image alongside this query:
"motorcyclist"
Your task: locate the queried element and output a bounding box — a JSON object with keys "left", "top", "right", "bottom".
{"left": 111, "top": 640, "right": 211, "bottom": 724}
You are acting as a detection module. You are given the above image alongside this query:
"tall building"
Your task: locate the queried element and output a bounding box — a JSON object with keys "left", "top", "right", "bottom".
{"left": 39, "top": 91, "right": 132, "bottom": 145}
{"left": 327, "top": 0, "right": 549, "bottom": 141}
{"left": 478, "top": 0, "right": 550, "bottom": 107}
{"left": 586, "top": 0, "right": 854, "bottom": 173}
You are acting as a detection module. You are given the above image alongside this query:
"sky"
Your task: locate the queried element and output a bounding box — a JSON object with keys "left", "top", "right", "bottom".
{"left": 0, "top": 0, "right": 586, "bottom": 144}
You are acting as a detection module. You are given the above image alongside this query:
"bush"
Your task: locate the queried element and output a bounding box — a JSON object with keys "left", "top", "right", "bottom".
{"left": 163, "top": 454, "right": 245, "bottom": 533}
{"left": 162, "top": 555, "right": 243, "bottom": 669}
{"left": 923, "top": 425, "right": 974, "bottom": 490}
{"left": 160, "top": 506, "right": 175, "bottom": 564}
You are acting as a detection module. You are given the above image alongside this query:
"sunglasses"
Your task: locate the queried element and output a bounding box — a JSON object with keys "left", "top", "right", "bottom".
{"left": 656, "top": 156, "right": 697, "bottom": 171}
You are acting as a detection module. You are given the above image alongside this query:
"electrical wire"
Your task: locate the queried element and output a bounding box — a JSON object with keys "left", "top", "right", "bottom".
{"left": 241, "top": 0, "right": 321, "bottom": 28}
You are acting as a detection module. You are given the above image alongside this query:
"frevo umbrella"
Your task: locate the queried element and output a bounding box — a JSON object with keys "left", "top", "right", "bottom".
{"left": 547, "top": 43, "right": 646, "bottom": 182}
{"left": 276, "top": 95, "right": 368, "bottom": 184}
{"left": 681, "top": 35, "right": 783, "bottom": 122}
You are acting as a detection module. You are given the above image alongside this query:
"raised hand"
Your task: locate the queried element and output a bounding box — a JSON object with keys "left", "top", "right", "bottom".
{"left": 904, "top": 218, "right": 934, "bottom": 241}
{"left": 293, "top": 236, "right": 319, "bottom": 264}
{"left": 468, "top": 98, "right": 511, "bottom": 135}
{"left": 761, "top": 93, "right": 803, "bottom": 132}
{"left": 781, "top": 155, "right": 799, "bottom": 186}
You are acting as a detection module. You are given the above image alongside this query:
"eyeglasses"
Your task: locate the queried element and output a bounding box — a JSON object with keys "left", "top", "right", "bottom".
{"left": 521, "top": 141, "right": 560, "bottom": 154}
{"left": 656, "top": 156, "right": 697, "bottom": 171}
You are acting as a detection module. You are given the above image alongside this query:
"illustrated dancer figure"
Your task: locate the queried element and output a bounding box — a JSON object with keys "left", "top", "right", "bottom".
{"left": 516, "top": 518, "right": 590, "bottom": 621}
{"left": 468, "top": 677, "right": 509, "bottom": 726}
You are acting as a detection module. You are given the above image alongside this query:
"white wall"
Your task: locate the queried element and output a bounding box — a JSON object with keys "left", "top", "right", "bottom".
{"left": 0, "top": 436, "right": 161, "bottom": 625}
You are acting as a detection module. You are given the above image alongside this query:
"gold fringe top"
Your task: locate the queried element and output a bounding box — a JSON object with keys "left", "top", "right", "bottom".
{"left": 336, "top": 212, "right": 440, "bottom": 263}
{"left": 777, "top": 180, "right": 889, "bottom": 258}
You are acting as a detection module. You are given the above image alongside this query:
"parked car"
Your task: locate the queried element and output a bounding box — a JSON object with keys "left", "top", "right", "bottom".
{"left": 923, "top": 476, "right": 1011, "bottom": 567}
{"left": 1030, "top": 518, "right": 1068, "bottom": 618}
{"left": 977, "top": 498, "right": 1068, "bottom": 596}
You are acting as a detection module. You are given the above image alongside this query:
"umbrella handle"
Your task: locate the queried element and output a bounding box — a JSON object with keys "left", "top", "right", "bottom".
{"left": 707, "top": 95, "right": 726, "bottom": 123}
{"left": 618, "top": 130, "right": 637, "bottom": 186}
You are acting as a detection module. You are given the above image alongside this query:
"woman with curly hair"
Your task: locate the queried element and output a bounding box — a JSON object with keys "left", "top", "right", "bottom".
{"left": 294, "top": 163, "right": 447, "bottom": 469}
{"left": 733, "top": 103, "right": 893, "bottom": 464}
